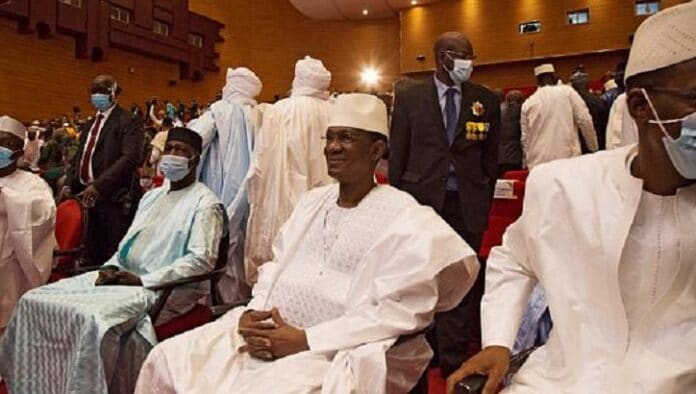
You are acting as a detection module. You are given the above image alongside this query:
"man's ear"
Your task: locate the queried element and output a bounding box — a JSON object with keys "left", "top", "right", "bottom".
{"left": 626, "top": 88, "right": 651, "bottom": 124}
{"left": 371, "top": 140, "right": 387, "bottom": 163}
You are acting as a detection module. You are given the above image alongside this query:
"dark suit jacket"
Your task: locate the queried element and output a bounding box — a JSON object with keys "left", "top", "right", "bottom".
{"left": 578, "top": 91, "right": 609, "bottom": 151}
{"left": 499, "top": 103, "right": 523, "bottom": 166}
{"left": 389, "top": 77, "right": 500, "bottom": 234}
{"left": 66, "top": 105, "right": 144, "bottom": 202}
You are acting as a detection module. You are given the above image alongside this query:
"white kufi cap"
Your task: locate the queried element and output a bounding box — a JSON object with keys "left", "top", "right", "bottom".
{"left": 328, "top": 94, "right": 389, "bottom": 139}
{"left": 534, "top": 64, "right": 555, "bottom": 76}
{"left": 0, "top": 115, "right": 27, "bottom": 140}
{"left": 625, "top": 1, "right": 696, "bottom": 81}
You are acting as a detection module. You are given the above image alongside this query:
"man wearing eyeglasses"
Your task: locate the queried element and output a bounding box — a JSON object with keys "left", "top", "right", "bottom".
{"left": 389, "top": 31, "right": 501, "bottom": 376}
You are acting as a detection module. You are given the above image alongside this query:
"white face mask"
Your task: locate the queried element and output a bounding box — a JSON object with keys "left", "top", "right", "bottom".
{"left": 642, "top": 88, "right": 696, "bottom": 179}
{"left": 444, "top": 53, "right": 473, "bottom": 84}
{"left": 159, "top": 155, "right": 194, "bottom": 182}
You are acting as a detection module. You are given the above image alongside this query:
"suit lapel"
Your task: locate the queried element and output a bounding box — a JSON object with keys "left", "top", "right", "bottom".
{"left": 456, "top": 82, "right": 477, "bottom": 139}
{"left": 425, "top": 77, "right": 449, "bottom": 146}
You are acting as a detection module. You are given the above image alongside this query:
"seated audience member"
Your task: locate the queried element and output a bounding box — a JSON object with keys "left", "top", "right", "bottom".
{"left": 0, "top": 116, "right": 56, "bottom": 336}
{"left": 0, "top": 127, "right": 225, "bottom": 393}
{"left": 448, "top": 4, "right": 696, "bottom": 393}
{"left": 135, "top": 94, "right": 480, "bottom": 393}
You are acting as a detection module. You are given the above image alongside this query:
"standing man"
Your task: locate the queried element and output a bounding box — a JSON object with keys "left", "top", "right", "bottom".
{"left": 521, "top": 64, "right": 598, "bottom": 168}
{"left": 498, "top": 90, "right": 525, "bottom": 177}
{"left": 570, "top": 71, "right": 610, "bottom": 150}
{"left": 389, "top": 31, "right": 500, "bottom": 376}
{"left": 0, "top": 116, "right": 55, "bottom": 336}
{"left": 448, "top": 2, "right": 696, "bottom": 393}
{"left": 60, "top": 75, "right": 144, "bottom": 266}
{"left": 22, "top": 121, "right": 45, "bottom": 171}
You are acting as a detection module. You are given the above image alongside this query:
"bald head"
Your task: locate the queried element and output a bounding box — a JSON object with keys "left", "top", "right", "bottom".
{"left": 434, "top": 32, "right": 472, "bottom": 55}
{"left": 505, "top": 90, "right": 524, "bottom": 106}
{"left": 91, "top": 75, "right": 119, "bottom": 96}
{"left": 434, "top": 32, "right": 474, "bottom": 86}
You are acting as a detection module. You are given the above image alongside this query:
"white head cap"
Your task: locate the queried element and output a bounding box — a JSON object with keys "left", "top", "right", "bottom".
{"left": 0, "top": 115, "right": 27, "bottom": 140}
{"left": 625, "top": 1, "right": 696, "bottom": 82}
{"left": 534, "top": 64, "right": 555, "bottom": 76}
{"left": 222, "top": 67, "right": 262, "bottom": 106}
{"left": 328, "top": 94, "right": 389, "bottom": 139}
{"left": 291, "top": 56, "right": 332, "bottom": 100}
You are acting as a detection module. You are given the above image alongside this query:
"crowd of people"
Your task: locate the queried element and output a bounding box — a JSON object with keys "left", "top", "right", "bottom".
{"left": 0, "top": 2, "right": 694, "bottom": 394}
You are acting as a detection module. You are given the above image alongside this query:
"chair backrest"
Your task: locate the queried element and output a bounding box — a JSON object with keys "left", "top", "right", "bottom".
{"left": 54, "top": 199, "right": 85, "bottom": 268}
{"left": 479, "top": 170, "right": 529, "bottom": 259}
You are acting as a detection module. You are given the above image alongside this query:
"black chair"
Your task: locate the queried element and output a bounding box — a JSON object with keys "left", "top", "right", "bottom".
{"left": 455, "top": 346, "right": 538, "bottom": 394}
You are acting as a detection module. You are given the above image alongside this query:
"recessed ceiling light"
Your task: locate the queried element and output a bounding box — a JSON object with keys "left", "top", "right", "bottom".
{"left": 411, "top": 0, "right": 418, "bottom": 5}
{"left": 362, "top": 9, "right": 369, "bottom": 16}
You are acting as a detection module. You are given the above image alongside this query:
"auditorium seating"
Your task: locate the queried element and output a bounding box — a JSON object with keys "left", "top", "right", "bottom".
{"left": 48, "top": 198, "right": 88, "bottom": 283}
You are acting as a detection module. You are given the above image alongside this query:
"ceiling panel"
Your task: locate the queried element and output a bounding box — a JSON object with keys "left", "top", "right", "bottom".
{"left": 289, "top": 0, "right": 442, "bottom": 21}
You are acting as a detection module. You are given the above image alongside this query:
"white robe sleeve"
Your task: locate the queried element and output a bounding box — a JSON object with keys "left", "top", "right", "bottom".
{"left": 3, "top": 179, "right": 56, "bottom": 288}
{"left": 605, "top": 94, "right": 624, "bottom": 150}
{"left": 305, "top": 206, "right": 479, "bottom": 353}
{"left": 140, "top": 204, "right": 224, "bottom": 287}
{"left": 481, "top": 170, "right": 543, "bottom": 350}
{"left": 568, "top": 87, "right": 598, "bottom": 152}
{"left": 189, "top": 110, "right": 217, "bottom": 149}
{"left": 520, "top": 102, "right": 530, "bottom": 168}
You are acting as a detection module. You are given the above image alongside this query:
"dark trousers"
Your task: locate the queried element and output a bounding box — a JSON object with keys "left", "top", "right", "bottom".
{"left": 431, "top": 191, "right": 485, "bottom": 377}
{"left": 85, "top": 200, "right": 132, "bottom": 266}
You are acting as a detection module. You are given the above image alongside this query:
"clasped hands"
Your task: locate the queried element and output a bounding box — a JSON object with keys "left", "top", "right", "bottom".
{"left": 237, "top": 308, "right": 309, "bottom": 361}
{"left": 94, "top": 266, "right": 143, "bottom": 286}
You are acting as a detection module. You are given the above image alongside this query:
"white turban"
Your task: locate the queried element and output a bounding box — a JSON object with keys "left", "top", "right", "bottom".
{"left": 625, "top": 1, "right": 696, "bottom": 81}
{"left": 0, "top": 115, "right": 27, "bottom": 140}
{"left": 222, "top": 67, "right": 262, "bottom": 106}
{"left": 291, "top": 56, "right": 332, "bottom": 100}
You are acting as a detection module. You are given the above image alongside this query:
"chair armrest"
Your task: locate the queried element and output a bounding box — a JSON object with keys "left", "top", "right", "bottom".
{"left": 53, "top": 248, "right": 82, "bottom": 257}
{"left": 146, "top": 268, "right": 226, "bottom": 291}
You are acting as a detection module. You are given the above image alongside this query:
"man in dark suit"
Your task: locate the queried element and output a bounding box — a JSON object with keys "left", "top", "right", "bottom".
{"left": 571, "top": 71, "right": 609, "bottom": 151}
{"left": 389, "top": 32, "right": 500, "bottom": 377}
{"left": 59, "top": 75, "right": 144, "bottom": 266}
{"left": 498, "top": 90, "right": 524, "bottom": 177}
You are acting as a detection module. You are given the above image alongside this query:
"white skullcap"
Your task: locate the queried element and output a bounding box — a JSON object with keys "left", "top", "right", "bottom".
{"left": 28, "top": 120, "right": 45, "bottom": 133}
{"left": 534, "top": 64, "right": 555, "bottom": 76}
{"left": 604, "top": 79, "right": 618, "bottom": 90}
{"left": 328, "top": 94, "right": 389, "bottom": 138}
{"left": 291, "top": 56, "right": 332, "bottom": 100}
{"left": 625, "top": 1, "right": 696, "bottom": 81}
{"left": 222, "top": 67, "right": 262, "bottom": 106}
{"left": 0, "top": 115, "right": 27, "bottom": 140}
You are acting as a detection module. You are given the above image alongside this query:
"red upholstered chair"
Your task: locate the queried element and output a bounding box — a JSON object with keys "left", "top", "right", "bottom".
{"left": 478, "top": 170, "right": 528, "bottom": 260}
{"left": 49, "top": 198, "right": 88, "bottom": 282}
{"left": 150, "top": 231, "right": 231, "bottom": 341}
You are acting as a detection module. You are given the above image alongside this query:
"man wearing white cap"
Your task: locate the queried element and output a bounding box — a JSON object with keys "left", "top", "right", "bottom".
{"left": 135, "top": 94, "right": 480, "bottom": 393}
{"left": 0, "top": 115, "right": 55, "bottom": 335}
{"left": 520, "top": 63, "right": 598, "bottom": 168}
{"left": 187, "top": 67, "right": 260, "bottom": 302}
{"left": 448, "top": 2, "right": 696, "bottom": 393}
{"left": 244, "top": 56, "right": 334, "bottom": 285}
{"left": 21, "top": 120, "right": 45, "bottom": 171}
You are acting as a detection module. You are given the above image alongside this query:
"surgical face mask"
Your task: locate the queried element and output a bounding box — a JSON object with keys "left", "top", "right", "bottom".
{"left": 91, "top": 93, "right": 112, "bottom": 112}
{"left": 642, "top": 88, "right": 696, "bottom": 179}
{"left": 159, "top": 154, "right": 193, "bottom": 182}
{"left": 445, "top": 54, "right": 473, "bottom": 84}
{"left": 0, "top": 146, "right": 17, "bottom": 169}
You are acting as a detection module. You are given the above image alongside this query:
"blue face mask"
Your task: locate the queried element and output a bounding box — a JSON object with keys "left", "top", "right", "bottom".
{"left": 159, "top": 154, "right": 193, "bottom": 182}
{"left": 91, "top": 93, "right": 112, "bottom": 112}
{"left": 445, "top": 54, "right": 473, "bottom": 84}
{"left": 642, "top": 89, "right": 696, "bottom": 179}
{"left": 0, "top": 146, "right": 17, "bottom": 169}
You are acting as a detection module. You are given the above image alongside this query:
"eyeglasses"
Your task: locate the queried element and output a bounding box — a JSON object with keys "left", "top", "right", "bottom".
{"left": 646, "top": 86, "right": 696, "bottom": 103}
{"left": 444, "top": 50, "right": 476, "bottom": 61}
{"left": 322, "top": 131, "right": 367, "bottom": 146}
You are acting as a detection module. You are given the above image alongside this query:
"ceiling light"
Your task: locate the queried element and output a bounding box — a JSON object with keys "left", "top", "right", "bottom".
{"left": 360, "top": 67, "right": 380, "bottom": 86}
{"left": 362, "top": 9, "right": 369, "bottom": 16}
{"left": 411, "top": 0, "right": 418, "bottom": 5}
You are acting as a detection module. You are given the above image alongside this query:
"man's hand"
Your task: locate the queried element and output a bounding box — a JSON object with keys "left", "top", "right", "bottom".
{"left": 79, "top": 185, "right": 100, "bottom": 208}
{"left": 95, "top": 266, "right": 119, "bottom": 286}
{"left": 238, "top": 308, "right": 309, "bottom": 360}
{"left": 446, "top": 346, "right": 511, "bottom": 394}
{"left": 114, "top": 271, "right": 142, "bottom": 286}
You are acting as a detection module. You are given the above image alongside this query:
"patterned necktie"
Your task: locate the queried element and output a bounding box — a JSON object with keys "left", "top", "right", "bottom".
{"left": 445, "top": 88, "right": 458, "bottom": 146}
{"left": 80, "top": 114, "right": 104, "bottom": 184}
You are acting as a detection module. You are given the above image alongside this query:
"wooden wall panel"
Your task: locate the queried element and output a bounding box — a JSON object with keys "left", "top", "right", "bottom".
{"left": 401, "top": 0, "right": 689, "bottom": 73}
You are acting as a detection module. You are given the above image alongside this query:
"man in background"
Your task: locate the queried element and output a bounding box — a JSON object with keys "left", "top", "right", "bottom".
{"left": 571, "top": 71, "right": 610, "bottom": 151}
{"left": 244, "top": 56, "right": 334, "bottom": 285}
{"left": 390, "top": 31, "right": 500, "bottom": 376}
{"left": 521, "top": 64, "right": 597, "bottom": 168}
{"left": 498, "top": 90, "right": 524, "bottom": 177}
{"left": 59, "top": 75, "right": 144, "bottom": 266}
{"left": 21, "top": 120, "right": 45, "bottom": 171}
{"left": 0, "top": 115, "right": 55, "bottom": 336}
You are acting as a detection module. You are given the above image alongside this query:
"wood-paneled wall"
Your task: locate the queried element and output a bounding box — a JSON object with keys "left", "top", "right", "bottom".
{"left": 401, "top": 0, "right": 688, "bottom": 73}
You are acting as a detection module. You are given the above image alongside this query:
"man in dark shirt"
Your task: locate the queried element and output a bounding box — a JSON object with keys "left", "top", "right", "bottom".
{"left": 571, "top": 71, "right": 609, "bottom": 151}
{"left": 498, "top": 90, "right": 524, "bottom": 177}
